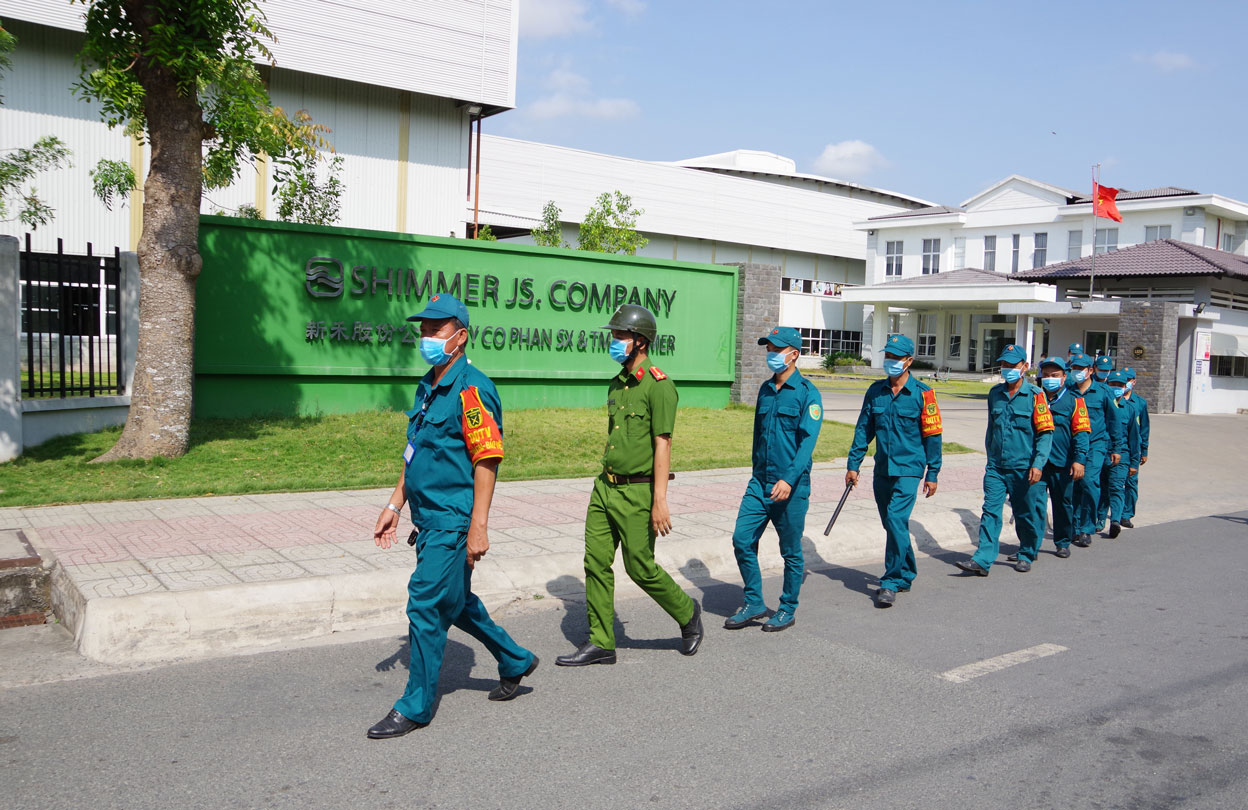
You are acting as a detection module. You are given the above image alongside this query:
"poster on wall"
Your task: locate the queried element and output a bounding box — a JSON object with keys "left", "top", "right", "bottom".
{"left": 1195, "top": 331, "right": 1212, "bottom": 375}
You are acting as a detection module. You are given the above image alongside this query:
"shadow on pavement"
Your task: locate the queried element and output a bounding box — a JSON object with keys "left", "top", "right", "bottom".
{"left": 373, "top": 637, "right": 498, "bottom": 710}
{"left": 678, "top": 558, "right": 741, "bottom": 619}
{"left": 543, "top": 573, "right": 677, "bottom": 652}
{"left": 803, "top": 537, "right": 876, "bottom": 603}
{"left": 1211, "top": 514, "right": 1248, "bottom": 525}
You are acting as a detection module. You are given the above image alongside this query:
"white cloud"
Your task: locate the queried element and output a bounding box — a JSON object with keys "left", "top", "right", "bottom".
{"left": 544, "top": 66, "right": 592, "bottom": 94}
{"left": 812, "top": 140, "right": 891, "bottom": 180}
{"left": 606, "top": 0, "right": 647, "bottom": 15}
{"left": 528, "top": 93, "right": 640, "bottom": 120}
{"left": 520, "top": 0, "right": 592, "bottom": 39}
{"left": 1138, "top": 49, "right": 1196, "bottom": 72}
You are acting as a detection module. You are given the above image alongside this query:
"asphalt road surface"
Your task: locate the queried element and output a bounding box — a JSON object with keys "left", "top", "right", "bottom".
{"left": 3, "top": 511, "right": 1247, "bottom": 810}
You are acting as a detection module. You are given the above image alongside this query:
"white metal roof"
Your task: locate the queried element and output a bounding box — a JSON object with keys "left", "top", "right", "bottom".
{"left": 477, "top": 136, "right": 921, "bottom": 260}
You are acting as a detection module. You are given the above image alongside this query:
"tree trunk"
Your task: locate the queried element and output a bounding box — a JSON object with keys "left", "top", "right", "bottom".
{"left": 94, "top": 71, "right": 204, "bottom": 462}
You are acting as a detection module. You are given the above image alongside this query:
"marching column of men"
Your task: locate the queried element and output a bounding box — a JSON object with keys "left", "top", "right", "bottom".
{"left": 365, "top": 301, "right": 1154, "bottom": 737}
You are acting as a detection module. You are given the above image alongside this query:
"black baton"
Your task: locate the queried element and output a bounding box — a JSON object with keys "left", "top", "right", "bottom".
{"left": 823, "top": 480, "right": 856, "bottom": 536}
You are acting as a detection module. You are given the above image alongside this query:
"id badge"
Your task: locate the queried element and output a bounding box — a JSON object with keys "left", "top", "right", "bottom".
{"left": 403, "top": 442, "right": 416, "bottom": 465}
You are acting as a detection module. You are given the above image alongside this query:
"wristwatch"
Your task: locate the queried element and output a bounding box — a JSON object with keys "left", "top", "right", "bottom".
{"left": 385, "top": 503, "right": 402, "bottom": 515}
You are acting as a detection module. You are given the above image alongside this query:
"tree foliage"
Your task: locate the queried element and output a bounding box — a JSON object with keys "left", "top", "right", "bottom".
{"left": 577, "top": 191, "right": 647, "bottom": 255}
{"left": 474, "top": 223, "right": 497, "bottom": 241}
{"left": 274, "top": 145, "right": 343, "bottom": 226}
{"left": 530, "top": 200, "right": 567, "bottom": 248}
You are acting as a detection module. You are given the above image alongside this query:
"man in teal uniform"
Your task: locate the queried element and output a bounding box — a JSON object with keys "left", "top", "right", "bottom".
{"left": 368, "top": 294, "right": 537, "bottom": 740}
{"left": 1104, "top": 369, "right": 1141, "bottom": 539}
{"left": 1067, "top": 342, "right": 1084, "bottom": 362}
{"left": 956, "top": 344, "right": 1053, "bottom": 575}
{"left": 725, "top": 326, "right": 824, "bottom": 632}
{"left": 1008, "top": 357, "right": 1089, "bottom": 561}
{"left": 1069, "top": 353, "right": 1123, "bottom": 547}
{"left": 1093, "top": 354, "right": 1119, "bottom": 531}
{"left": 557, "top": 304, "right": 703, "bottom": 666}
{"left": 846, "top": 334, "right": 943, "bottom": 607}
{"left": 1120, "top": 367, "right": 1150, "bottom": 529}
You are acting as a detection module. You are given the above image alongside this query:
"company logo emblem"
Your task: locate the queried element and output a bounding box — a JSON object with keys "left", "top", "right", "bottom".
{"left": 926, "top": 403, "right": 937, "bottom": 415}
{"left": 809, "top": 404, "right": 821, "bottom": 420}
{"left": 305, "top": 257, "right": 344, "bottom": 298}
{"left": 465, "top": 407, "right": 483, "bottom": 428}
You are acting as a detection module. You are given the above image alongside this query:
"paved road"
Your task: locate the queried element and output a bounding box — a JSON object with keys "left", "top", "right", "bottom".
{"left": 3, "top": 510, "right": 1246, "bottom": 810}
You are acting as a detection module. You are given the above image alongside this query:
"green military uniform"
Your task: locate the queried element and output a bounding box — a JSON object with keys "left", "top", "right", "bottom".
{"left": 584, "top": 357, "right": 696, "bottom": 651}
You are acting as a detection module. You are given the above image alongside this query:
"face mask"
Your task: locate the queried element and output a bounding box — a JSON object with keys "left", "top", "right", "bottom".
{"left": 419, "top": 330, "right": 461, "bottom": 366}
{"left": 1071, "top": 369, "right": 1089, "bottom": 383}
{"left": 882, "top": 359, "right": 907, "bottom": 378}
{"left": 1111, "top": 386, "right": 1125, "bottom": 399}
{"left": 608, "top": 338, "right": 632, "bottom": 364}
{"left": 1041, "top": 377, "right": 1063, "bottom": 392}
{"left": 1095, "top": 370, "right": 1109, "bottom": 381}
{"left": 1126, "top": 380, "right": 1135, "bottom": 390}
{"left": 766, "top": 351, "right": 792, "bottom": 373}
{"left": 1001, "top": 367, "right": 1022, "bottom": 384}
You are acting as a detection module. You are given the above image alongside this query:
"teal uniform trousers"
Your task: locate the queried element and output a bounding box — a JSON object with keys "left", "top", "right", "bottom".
{"left": 873, "top": 474, "right": 922, "bottom": 592}
{"left": 1042, "top": 463, "right": 1078, "bottom": 550}
{"left": 732, "top": 477, "right": 811, "bottom": 613}
{"left": 973, "top": 466, "right": 1047, "bottom": 567}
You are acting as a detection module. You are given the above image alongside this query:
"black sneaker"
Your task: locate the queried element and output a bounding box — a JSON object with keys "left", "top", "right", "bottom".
{"left": 1109, "top": 522, "right": 1122, "bottom": 539}
{"left": 1055, "top": 546, "right": 1071, "bottom": 559}
{"left": 1072, "top": 534, "right": 1092, "bottom": 548}
{"left": 1121, "top": 518, "right": 1135, "bottom": 529}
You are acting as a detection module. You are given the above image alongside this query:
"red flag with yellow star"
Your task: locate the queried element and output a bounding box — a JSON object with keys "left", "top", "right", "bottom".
{"left": 1093, "top": 183, "right": 1123, "bottom": 222}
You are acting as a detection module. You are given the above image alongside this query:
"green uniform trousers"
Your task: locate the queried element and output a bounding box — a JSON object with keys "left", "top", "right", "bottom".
{"left": 1124, "top": 469, "right": 1139, "bottom": 521}
{"left": 584, "top": 476, "right": 694, "bottom": 651}
{"left": 1041, "top": 462, "right": 1078, "bottom": 550}
{"left": 971, "top": 466, "right": 1046, "bottom": 568}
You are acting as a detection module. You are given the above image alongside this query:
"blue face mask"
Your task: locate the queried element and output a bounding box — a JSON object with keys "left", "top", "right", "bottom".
{"left": 1111, "top": 386, "right": 1125, "bottom": 399}
{"left": 1126, "top": 380, "right": 1135, "bottom": 390}
{"left": 1001, "top": 367, "right": 1023, "bottom": 384}
{"left": 1095, "top": 370, "right": 1109, "bottom": 381}
{"left": 766, "top": 351, "right": 792, "bottom": 373}
{"left": 1041, "top": 376, "right": 1063, "bottom": 392}
{"left": 1071, "top": 369, "right": 1089, "bottom": 384}
{"left": 419, "top": 330, "right": 461, "bottom": 366}
{"left": 608, "top": 338, "right": 632, "bottom": 364}
{"left": 882, "top": 359, "right": 907, "bottom": 378}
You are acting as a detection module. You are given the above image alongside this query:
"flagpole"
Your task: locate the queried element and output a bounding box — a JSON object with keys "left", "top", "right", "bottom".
{"left": 1089, "top": 163, "right": 1099, "bottom": 303}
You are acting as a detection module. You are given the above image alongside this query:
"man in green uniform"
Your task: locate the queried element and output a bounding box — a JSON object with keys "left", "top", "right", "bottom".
{"left": 367, "top": 294, "right": 537, "bottom": 740}
{"left": 956, "top": 343, "right": 1053, "bottom": 576}
{"left": 846, "top": 334, "right": 943, "bottom": 608}
{"left": 1120, "top": 367, "right": 1149, "bottom": 529}
{"left": 1104, "top": 369, "right": 1141, "bottom": 539}
{"left": 725, "top": 326, "right": 823, "bottom": 632}
{"left": 556, "top": 304, "right": 703, "bottom": 666}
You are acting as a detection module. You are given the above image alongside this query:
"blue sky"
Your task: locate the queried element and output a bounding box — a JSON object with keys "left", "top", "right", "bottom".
{"left": 495, "top": 0, "right": 1248, "bottom": 206}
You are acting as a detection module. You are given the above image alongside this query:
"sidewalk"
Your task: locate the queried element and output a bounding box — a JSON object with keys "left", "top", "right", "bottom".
{"left": 4, "top": 455, "right": 990, "bottom": 665}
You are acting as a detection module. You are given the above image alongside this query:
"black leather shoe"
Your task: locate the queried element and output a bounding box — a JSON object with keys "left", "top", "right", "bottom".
{"left": 1055, "top": 546, "right": 1071, "bottom": 558}
{"left": 875, "top": 588, "right": 896, "bottom": 607}
{"left": 1072, "top": 534, "right": 1092, "bottom": 548}
{"left": 1109, "top": 522, "right": 1122, "bottom": 539}
{"left": 555, "top": 643, "right": 616, "bottom": 667}
{"left": 955, "top": 559, "right": 990, "bottom": 577}
{"left": 679, "top": 600, "right": 704, "bottom": 656}
{"left": 488, "top": 655, "right": 539, "bottom": 701}
{"left": 1121, "top": 518, "right": 1134, "bottom": 529}
{"left": 1006, "top": 553, "right": 1020, "bottom": 562}
{"left": 366, "top": 709, "right": 426, "bottom": 740}
{"left": 1015, "top": 558, "right": 1032, "bottom": 573}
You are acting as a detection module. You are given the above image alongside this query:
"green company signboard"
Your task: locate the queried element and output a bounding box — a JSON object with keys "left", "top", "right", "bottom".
{"left": 194, "top": 217, "right": 738, "bottom": 417}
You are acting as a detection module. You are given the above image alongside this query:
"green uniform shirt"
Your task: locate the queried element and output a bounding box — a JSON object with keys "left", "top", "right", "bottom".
{"left": 602, "top": 358, "right": 678, "bottom": 476}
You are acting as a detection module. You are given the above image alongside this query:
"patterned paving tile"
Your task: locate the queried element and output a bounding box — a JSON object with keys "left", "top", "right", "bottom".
{"left": 154, "top": 568, "right": 241, "bottom": 591}
{"left": 488, "top": 539, "right": 547, "bottom": 556}
{"left": 143, "top": 554, "right": 225, "bottom": 575}
{"left": 278, "top": 543, "right": 351, "bottom": 562}
{"left": 230, "top": 562, "right": 309, "bottom": 583}
{"left": 296, "top": 556, "right": 377, "bottom": 576}
{"left": 192, "top": 534, "right": 271, "bottom": 555}
{"left": 62, "top": 560, "right": 151, "bottom": 581}
{"left": 76, "top": 575, "right": 164, "bottom": 598}
{"left": 51, "top": 540, "right": 133, "bottom": 566}
{"left": 209, "top": 548, "right": 288, "bottom": 568}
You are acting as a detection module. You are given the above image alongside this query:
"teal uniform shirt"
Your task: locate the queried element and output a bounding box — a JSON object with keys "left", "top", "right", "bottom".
{"left": 847, "top": 376, "right": 943, "bottom": 482}
{"left": 1111, "top": 398, "right": 1142, "bottom": 467}
{"left": 752, "top": 370, "right": 823, "bottom": 486}
{"left": 1044, "top": 387, "right": 1090, "bottom": 469}
{"left": 984, "top": 380, "right": 1055, "bottom": 470}
{"left": 403, "top": 358, "right": 505, "bottom": 531}
{"left": 1078, "top": 380, "right": 1126, "bottom": 454}
{"left": 1131, "top": 394, "right": 1150, "bottom": 457}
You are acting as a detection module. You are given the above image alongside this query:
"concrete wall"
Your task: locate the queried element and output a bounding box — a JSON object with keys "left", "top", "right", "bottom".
{"left": 1118, "top": 301, "right": 1181, "bottom": 413}
{"left": 730, "top": 263, "right": 781, "bottom": 404}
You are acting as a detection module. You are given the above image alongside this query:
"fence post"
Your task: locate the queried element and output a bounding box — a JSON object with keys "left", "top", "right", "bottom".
{"left": 0, "top": 235, "right": 22, "bottom": 462}
{"left": 119, "top": 251, "right": 139, "bottom": 395}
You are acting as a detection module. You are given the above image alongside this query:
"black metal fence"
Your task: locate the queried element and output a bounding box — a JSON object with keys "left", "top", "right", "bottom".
{"left": 19, "top": 235, "right": 125, "bottom": 398}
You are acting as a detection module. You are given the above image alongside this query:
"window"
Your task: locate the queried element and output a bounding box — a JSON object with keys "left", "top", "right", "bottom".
{"left": 1095, "top": 228, "right": 1118, "bottom": 254}
{"left": 983, "top": 235, "right": 997, "bottom": 271}
{"left": 1011, "top": 234, "right": 1020, "bottom": 272}
{"left": 922, "top": 239, "right": 940, "bottom": 274}
{"left": 1083, "top": 330, "right": 1119, "bottom": 359}
{"left": 888, "top": 313, "right": 901, "bottom": 332}
{"left": 1145, "top": 225, "right": 1171, "bottom": 242}
{"left": 917, "top": 314, "right": 937, "bottom": 357}
{"left": 947, "top": 314, "right": 962, "bottom": 358}
{"left": 1033, "top": 232, "right": 1048, "bottom": 268}
{"left": 885, "top": 241, "right": 903, "bottom": 277}
{"left": 798, "top": 328, "right": 831, "bottom": 356}
{"left": 954, "top": 237, "right": 966, "bottom": 270}
{"left": 800, "top": 328, "right": 863, "bottom": 357}
{"left": 1211, "top": 355, "right": 1234, "bottom": 377}
{"left": 1223, "top": 232, "right": 1238, "bottom": 253}
{"left": 1067, "top": 230, "right": 1082, "bottom": 261}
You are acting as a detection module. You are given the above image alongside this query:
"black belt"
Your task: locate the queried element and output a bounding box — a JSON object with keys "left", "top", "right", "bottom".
{"left": 603, "top": 471, "right": 675, "bottom": 484}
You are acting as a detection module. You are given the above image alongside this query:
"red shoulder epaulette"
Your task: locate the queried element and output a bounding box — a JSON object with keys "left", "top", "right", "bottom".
{"left": 649, "top": 366, "right": 667, "bottom": 380}
{"left": 1032, "top": 392, "right": 1055, "bottom": 433}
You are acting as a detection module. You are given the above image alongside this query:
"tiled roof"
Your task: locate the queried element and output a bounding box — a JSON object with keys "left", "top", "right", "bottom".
{"left": 878, "top": 267, "right": 1030, "bottom": 286}
{"left": 1069, "top": 186, "right": 1199, "bottom": 203}
{"left": 1012, "top": 239, "right": 1248, "bottom": 280}
{"left": 868, "top": 205, "right": 963, "bottom": 221}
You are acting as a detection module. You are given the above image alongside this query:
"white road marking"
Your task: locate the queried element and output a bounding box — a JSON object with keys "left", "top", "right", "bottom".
{"left": 939, "top": 643, "right": 1069, "bottom": 683}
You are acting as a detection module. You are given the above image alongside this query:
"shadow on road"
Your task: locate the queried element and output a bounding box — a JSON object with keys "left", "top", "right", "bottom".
{"left": 678, "top": 558, "right": 741, "bottom": 619}
{"left": 544, "top": 573, "right": 679, "bottom": 652}
{"left": 803, "top": 537, "right": 876, "bottom": 604}
{"left": 373, "top": 636, "right": 498, "bottom": 710}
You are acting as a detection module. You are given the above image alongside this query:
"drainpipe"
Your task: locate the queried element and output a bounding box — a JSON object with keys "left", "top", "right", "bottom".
{"left": 473, "top": 114, "right": 483, "bottom": 239}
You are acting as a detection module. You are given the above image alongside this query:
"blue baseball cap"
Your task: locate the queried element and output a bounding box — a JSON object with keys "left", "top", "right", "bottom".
{"left": 997, "top": 343, "right": 1027, "bottom": 364}
{"left": 883, "top": 334, "right": 915, "bottom": 357}
{"left": 1124, "top": 367, "right": 1137, "bottom": 380}
{"left": 1067, "top": 342, "right": 1084, "bottom": 355}
{"left": 1094, "top": 355, "right": 1115, "bottom": 371}
{"left": 1069, "top": 353, "right": 1093, "bottom": 369}
{"left": 1039, "top": 356, "right": 1068, "bottom": 371}
{"left": 407, "top": 293, "right": 470, "bottom": 327}
{"left": 1107, "top": 369, "right": 1129, "bottom": 384}
{"left": 758, "top": 326, "right": 802, "bottom": 350}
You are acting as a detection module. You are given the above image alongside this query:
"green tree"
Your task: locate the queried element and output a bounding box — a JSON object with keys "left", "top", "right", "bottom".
{"left": 530, "top": 199, "right": 567, "bottom": 248}
{"left": 577, "top": 190, "right": 647, "bottom": 255}
{"left": 273, "top": 140, "right": 343, "bottom": 226}
{"left": 474, "top": 223, "right": 497, "bottom": 241}
{"left": 72, "top": 0, "right": 329, "bottom": 460}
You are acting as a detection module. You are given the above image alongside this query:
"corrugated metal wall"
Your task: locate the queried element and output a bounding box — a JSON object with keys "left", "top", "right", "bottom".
{"left": 0, "top": 0, "right": 517, "bottom": 108}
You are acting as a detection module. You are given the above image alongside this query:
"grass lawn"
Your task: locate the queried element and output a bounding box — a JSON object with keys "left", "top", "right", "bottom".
{"left": 0, "top": 407, "right": 974, "bottom": 508}
{"left": 808, "top": 372, "right": 995, "bottom": 398}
